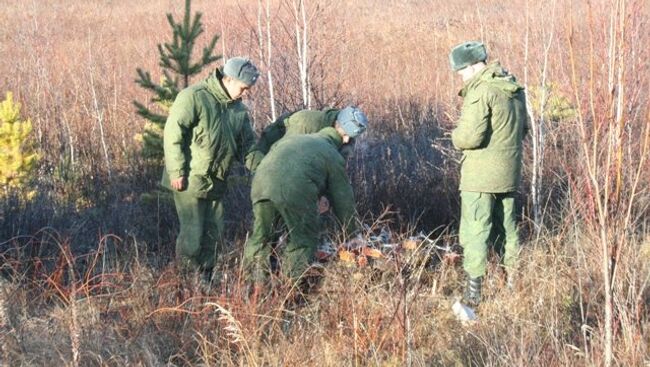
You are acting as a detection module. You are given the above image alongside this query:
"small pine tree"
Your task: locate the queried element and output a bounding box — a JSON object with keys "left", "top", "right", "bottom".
{"left": 0, "top": 92, "right": 39, "bottom": 200}
{"left": 529, "top": 84, "right": 576, "bottom": 123}
{"left": 134, "top": 0, "right": 222, "bottom": 161}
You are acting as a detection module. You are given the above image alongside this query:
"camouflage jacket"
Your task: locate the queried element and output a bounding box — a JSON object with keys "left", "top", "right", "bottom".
{"left": 452, "top": 62, "right": 528, "bottom": 193}
{"left": 161, "top": 69, "right": 263, "bottom": 199}
{"left": 251, "top": 127, "right": 357, "bottom": 234}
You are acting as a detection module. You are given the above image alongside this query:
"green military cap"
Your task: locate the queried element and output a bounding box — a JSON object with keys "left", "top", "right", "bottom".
{"left": 223, "top": 57, "right": 260, "bottom": 86}
{"left": 449, "top": 41, "right": 487, "bottom": 71}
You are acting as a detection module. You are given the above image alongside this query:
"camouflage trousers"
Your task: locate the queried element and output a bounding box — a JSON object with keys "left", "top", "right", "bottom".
{"left": 459, "top": 191, "right": 520, "bottom": 278}
{"left": 243, "top": 200, "right": 319, "bottom": 282}
{"left": 173, "top": 191, "right": 224, "bottom": 270}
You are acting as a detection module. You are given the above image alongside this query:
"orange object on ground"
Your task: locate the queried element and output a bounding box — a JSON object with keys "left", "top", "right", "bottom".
{"left": 362, "top": 247, "right": 383, "bottom": 258}
{"left": 338, "top": 249, "right": 356, "bottom": 263}
{"left": 402, "top": 239, "right": 418, "bottom": 250}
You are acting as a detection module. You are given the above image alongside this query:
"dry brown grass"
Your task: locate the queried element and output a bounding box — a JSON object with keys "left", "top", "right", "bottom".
{"left": 0, "top": 224, "right": 646, "bottom": 365}
{"left": 0, "top": 0, "right": 649, "bottom": 365}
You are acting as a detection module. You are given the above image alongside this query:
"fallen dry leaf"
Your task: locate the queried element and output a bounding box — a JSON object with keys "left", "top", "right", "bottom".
{"left": 402, "top": 239, "right": 418, "bottom": 250}
{"left": 338, "top": 250, "right": 356, "bottom": 263}
{"left": 444, "top": 252, "right": 462, "bottom": 264}
{"left": 357, "top": 255, "right": 368, "bottom": 267}
{"left": 362, "top": 247, "right": 383, "bottom": 258}
{"left": 315, "top": 250, "right": 333, "bottom": 261}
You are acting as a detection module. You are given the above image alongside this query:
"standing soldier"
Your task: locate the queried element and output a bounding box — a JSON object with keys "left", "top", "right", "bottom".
{"left": 449, "top": 41, "right": 528, "bottom": 306}
{"left": 162, "top": 57, "right": 263, "bottom": 280}
{"left": 243, "top": 107, "right": 368, "bottom": 283}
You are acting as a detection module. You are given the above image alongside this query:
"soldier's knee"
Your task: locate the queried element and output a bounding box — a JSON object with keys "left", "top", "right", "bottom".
{"left": 176, "top": 233, "right": 202, "bottom": 260}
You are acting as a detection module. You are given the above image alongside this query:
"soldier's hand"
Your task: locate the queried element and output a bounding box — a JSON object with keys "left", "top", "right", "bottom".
{"left": 171, "top": 176, "right": 187, "bottom": 191}
{"left": 318, "top": 196, "right": 330, "bottom": 214}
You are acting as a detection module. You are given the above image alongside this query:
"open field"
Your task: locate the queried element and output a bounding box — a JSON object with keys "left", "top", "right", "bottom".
{"left": 0, "top": 0, "right": 649, "bottom": 365}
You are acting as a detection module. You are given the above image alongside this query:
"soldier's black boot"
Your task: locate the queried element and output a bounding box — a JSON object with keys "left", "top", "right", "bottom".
{"left": 463, "top": 275, "right": 483, "bottom": 307}
{"left": 196, "top": 267, "right": 215, "bottom": 294}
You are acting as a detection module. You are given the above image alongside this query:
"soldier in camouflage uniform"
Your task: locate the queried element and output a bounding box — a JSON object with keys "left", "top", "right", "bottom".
{"left": 243, "top": 107, "right": 368, "bottom": 282}
{"left": 449, "top": 42, "right": 528, "bottom": 306}
{"left": 254, "top": 106, "right": 360, "bottom": 222}
{"left": 162, "top": 57, "right": 263, "bottom": 277}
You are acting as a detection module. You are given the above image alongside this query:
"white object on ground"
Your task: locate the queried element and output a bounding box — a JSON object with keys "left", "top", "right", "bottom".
{"left": 452, "top": 300, "right": 478, "bottom": 322}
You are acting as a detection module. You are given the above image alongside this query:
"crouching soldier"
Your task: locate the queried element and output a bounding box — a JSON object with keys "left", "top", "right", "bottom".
{"left": 255, "top": 106, "right": 365, "bottom": 221}
{"left": 448, "top": 41, "right": 528, "bottom": 306}
{"left": 243, "top": 107, "right": 369, "bottom": 283}
{"left": 162, "top": 57, "right": 263, "bottom": 280}
{"left": 255, "top": 106, "right": 361, "bottom": 159}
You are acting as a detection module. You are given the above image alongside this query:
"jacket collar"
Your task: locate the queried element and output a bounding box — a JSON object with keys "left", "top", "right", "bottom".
{"left": 318, "top": 127, "right": 344, "bottom": 149}
{"left": 458, "top": 61, "right": 506, "bottom": 97}
{"left": 206, "top": 68, "right": 238, "bottom": 104}
{"left": 323, "top": 108, "right": 340, "bottom": 125}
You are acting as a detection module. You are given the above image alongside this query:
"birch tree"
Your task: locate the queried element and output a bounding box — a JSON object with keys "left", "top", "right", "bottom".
{"left": 258, "top": 0, "right": 277, "bottom": 121}
{"left": 291, "top": 0, "right": 311, "bottom": 109}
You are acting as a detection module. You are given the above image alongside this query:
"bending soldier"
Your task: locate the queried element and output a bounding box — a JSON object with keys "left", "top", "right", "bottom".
{"left": 243, "top": 107, "right": 369, "bottom": 283}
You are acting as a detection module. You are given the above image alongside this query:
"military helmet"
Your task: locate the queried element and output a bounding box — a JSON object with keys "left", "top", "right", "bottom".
{"left": 337, "top": 106, "right": 368, "bottom": 139}
{"left": 449, "top": 41, "right": 487, "bottom": 71}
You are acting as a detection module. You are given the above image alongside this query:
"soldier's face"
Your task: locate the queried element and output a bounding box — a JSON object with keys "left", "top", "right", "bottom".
{"left": 335, "top": 125, "right": 352, "bottom": 144}
{"left": 457, "top": 62, "right": 486, "bottom": 82}
{"left": 223, "top": 77, "right": 252, "bottom": 99}
{"left": 457, "top": 66, "right": 476, "bottom": 82}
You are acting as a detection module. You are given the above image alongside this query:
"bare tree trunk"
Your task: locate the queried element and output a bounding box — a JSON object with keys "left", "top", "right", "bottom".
{"left": 524, "top": 0, "right": 556, "bottom": 235}
{"left": 534, "top": 0, "right": 557, "bottom": 231}
{"left": 292, "top": 0, "right": 311, "bottom": 109}
{"left": 523, "top": 0, "right": 539, "bottom": 234}
{"left": 301, "top": 0, "right": 310, "bottom": 109}
{"left": 603, "top": 1, "right": 628, "bottom": 364}
{"left": 600, "top": 220, "right": 613, "bottom": 367}
{"left": 263, "top": 0, "right": 277, "bottom": 120}
{"left": 257, "top": 1, "right": 266, "bottom": 107}
{"left": 568, "top": 4, "right": 616, "bottom": 363}
{"left": 257, "top": 0, "right": 278, "bottom": 122}
{"left": 524, "top": 1, "right": 555, "bottom": 235}
{"left": 613, "top": 0, "right": 626, "bottom": 204}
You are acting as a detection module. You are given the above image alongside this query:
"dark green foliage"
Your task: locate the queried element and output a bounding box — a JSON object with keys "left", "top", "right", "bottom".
{"left": 133, "top": 0, "right": 221, "bottom": 160}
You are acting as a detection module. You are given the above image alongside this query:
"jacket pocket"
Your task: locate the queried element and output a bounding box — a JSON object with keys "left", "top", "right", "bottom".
{"left": 193, "top": 126, "right": 206, "bottom": 147}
